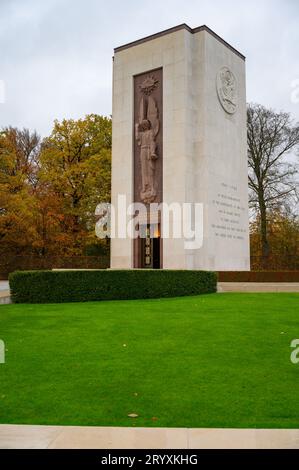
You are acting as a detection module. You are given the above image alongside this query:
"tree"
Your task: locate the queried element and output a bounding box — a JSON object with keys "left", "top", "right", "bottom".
{"left": 40, "top": 114, "right": 111, "bottom": 253}
{"left": 0, "top": 127, "right": 41, "bottom": 252}
{"left": 247, "top": 103, "right": 299, "bottom": 265}
{"left": 31, "top": 182, "right": 71, "bottom": 257}
{"left": 250, "top": 209, "right": 299, "bottom": 270}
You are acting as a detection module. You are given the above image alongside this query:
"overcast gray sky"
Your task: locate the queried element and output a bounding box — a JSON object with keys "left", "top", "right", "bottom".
{"left": 0, "top": 0, "right": 298, "bottom": 136}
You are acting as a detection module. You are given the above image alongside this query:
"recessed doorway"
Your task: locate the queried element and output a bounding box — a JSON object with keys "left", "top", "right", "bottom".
{"left": 134, "top": 223, "right": 162, "bottom": 269}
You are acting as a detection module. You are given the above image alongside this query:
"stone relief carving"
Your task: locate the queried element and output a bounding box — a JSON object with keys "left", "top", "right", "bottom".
{"left": 135, "top": 75, "right": 160, "bottom": 204}
{"left": 216, "top": 66, "right": 237, "bottom": 114}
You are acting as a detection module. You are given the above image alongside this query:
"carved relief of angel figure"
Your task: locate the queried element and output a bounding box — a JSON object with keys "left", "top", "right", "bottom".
{"left": 135, "top": 76, "right": 160, "bottom": 204}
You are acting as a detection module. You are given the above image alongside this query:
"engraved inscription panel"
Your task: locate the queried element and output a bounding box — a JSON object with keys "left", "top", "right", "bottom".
{"left": 211, "top": 182, "right": 247, "bottom": 241}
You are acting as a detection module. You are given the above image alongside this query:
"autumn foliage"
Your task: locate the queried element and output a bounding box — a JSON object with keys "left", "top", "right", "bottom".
{"left": 0, "top": 115, "right": 111, "bottom": 267}
{"left": 1, "top": 107, "right": 298, "bottom": 274}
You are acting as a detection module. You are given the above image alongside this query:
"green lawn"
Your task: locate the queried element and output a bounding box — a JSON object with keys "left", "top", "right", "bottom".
{"left": 0, "top": 293, "right": 298, "bottom": 428}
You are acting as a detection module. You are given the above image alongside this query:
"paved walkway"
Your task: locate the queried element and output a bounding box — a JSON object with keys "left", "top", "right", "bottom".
{"left": 0, "top": 282, "right": 10, "bottom": 305}
{"left": 0, "top": 425, "right": 298, "bottom": 449}
{"left": 218, "top": 282, "right": 299, "bottom": 292}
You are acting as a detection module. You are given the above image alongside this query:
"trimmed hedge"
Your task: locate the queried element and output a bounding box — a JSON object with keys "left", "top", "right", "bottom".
{"left": 9, "top": 269, "right": 217, "bottom": 304}
{"left": 218, "top": 271, "right": 299, "bottom": 282}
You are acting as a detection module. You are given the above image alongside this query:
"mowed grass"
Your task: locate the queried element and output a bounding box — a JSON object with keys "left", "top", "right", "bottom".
{"left": 0, "top": 293, "right": 298, "bottom": 428}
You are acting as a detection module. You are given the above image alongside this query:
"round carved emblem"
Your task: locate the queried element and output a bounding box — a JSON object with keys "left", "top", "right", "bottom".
{"left": 216, "top": 66, "right": 237, "bottom": 114}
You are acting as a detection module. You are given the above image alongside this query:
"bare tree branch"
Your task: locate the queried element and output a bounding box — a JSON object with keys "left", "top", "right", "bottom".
{"left": 247, "top": 103, "right": 299, "bottom": 262}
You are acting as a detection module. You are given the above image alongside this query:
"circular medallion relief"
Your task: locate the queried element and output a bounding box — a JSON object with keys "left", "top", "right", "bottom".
{"left": 216, "top": 66, "right": 237, "bottom": 114}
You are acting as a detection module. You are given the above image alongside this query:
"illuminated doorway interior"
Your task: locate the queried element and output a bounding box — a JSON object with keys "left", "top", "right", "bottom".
{"left": 134, "top": 223, "right": 161, "bottom": 269}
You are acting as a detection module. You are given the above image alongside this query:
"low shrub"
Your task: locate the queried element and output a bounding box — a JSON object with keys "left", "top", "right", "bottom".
{"left": 9, "top": 269, "right": 217, "bottom": 304}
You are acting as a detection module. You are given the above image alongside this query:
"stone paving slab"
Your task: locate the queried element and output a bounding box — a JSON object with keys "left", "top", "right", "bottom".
{"left": 0, "top": 425, "right": 62, "bottom": 449}
{"left": 48, "top": 426, "right": 187, "bottom": 449}
{"left": 188, "top": 428, "right": 299, "bottom": 449}
{"left": 218, "top": 282, "right": 299, "bottom": 293}
{"left": 0, "top": 291, "right": 11, "bottom": 305}
{"left": 0, "top": 425, "right": 299, "bottom": 449}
